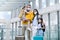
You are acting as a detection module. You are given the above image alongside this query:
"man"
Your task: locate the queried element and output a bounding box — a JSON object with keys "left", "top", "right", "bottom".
{"left": 19, "top": 4, "right": 34, "bottom": 40}
{"left": 25, "top": 4, "right": 34, "bottom": 40}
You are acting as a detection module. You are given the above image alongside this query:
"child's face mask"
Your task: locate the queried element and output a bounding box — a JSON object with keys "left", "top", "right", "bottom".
{"left": 38, "top": 20, "right": 41, "bottom": 23}
{"left": 27, "top": 8, "right": 31, "bottom": 10}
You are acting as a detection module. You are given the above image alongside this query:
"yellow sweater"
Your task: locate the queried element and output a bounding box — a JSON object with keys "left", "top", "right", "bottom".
{"left": 19, "top": 10, "right": 34, "bottom": 25}
{"left": 25, "top": 11, "right": 34, "bottom": 22}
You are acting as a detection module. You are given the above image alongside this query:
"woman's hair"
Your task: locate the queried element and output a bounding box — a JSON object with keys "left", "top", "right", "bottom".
{"left": 33, "top": 9, "right": 39, "bottom": 20}
{"left": 34, "top": 9, "right": 39, "bottom": 15}
{"left": 38, "top": 18, "right": 43, "bottom": 24}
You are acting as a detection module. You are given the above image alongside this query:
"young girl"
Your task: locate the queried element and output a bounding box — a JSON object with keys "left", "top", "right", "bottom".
{"left": 36, "top": 17, "right": 45, "bottom": 36}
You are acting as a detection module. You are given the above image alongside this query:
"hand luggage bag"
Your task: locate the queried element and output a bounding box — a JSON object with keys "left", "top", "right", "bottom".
{"left": 33, "top": 36, "right": 43, "bottom": 40}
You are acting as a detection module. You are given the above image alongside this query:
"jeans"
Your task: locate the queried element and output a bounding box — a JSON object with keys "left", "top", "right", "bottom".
{"left": 36, "top": 29, "right": 44, "bottom": 36}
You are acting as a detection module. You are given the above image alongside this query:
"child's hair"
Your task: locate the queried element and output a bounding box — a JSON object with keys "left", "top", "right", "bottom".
{"left": 38, "top": 18, "right": 43, "bottom": 24}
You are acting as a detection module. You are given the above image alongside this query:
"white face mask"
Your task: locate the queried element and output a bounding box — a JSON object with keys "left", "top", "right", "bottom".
{"left": 27, "top": 8, "right": 31, "bottom": 10}
{"left": 34, "top": 12, "right": 37, "bottom": 14}
{"left": 39, "top": 20, "right": 41, "bottom": 22}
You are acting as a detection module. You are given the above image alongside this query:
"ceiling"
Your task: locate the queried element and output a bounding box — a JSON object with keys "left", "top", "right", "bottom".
{"left": 0, "top": 0, "right": 32, "bottom": 11}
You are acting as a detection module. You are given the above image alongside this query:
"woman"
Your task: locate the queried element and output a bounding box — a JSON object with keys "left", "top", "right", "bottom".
{"left": 32, "top": 9, "right": 39, "bottom": 37}
{"left": 32, "top": 9, "right": 45, "bottom": 36}
{"left": 32, "top": 9, "right": 39, "bottom": 26}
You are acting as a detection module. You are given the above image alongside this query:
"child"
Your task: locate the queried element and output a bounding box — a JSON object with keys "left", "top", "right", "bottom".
{"left": 36, "top": 18, "right": 45, "bottom": 36}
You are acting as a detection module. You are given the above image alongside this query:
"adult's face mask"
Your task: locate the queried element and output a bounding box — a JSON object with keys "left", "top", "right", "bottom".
{"left": 27, "top": 8, "right": 31, "bottom": 10}
{"left": 27, "top": 8, "right": 31, "bottom": 12}
{"left": 34, "top": 12, "right": 37, "bottom": 15}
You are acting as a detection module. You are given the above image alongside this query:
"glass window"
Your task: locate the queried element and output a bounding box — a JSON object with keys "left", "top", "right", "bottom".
{"left": 0, "top": 33, "right": 1, "bottom": 36}
{"left": 59, "top": 11, "right": 60, "bottom": 33}
{"left": 59, "top": 11, "right": 60, "bottom": 25}
{"left": 30, "top": 2, "right": 33, "bottom": 8}
{"left": 3, "top": 29, "right": 6, "bottom": 32}
{"left": 0, "top": 11, "right": 11, "bottom": 20}
{"left": 59, "top": 11, "right": 60, "bottom": 38}
{"left": 15, "top": 22, "right": 17, "bottom": 35}
{"left": 50, "top": 31, "right": 58, "bottom": 40}
{"left": 15, "top": 9, "right": 20, "bottom": 17}
{"left": 59, "top": 0, "right": 60, "bottom": 3}
{"left": 50, "top": 12, "right": 58, "bottom": 40}
{"left": 36, "top": 0, "right": 39, "bottom": 9}
{"left": 42, "top": 14, "right": 48, "bottom": 29}
{"left": 11, "top": 23, "right": 14, "bottom": 40}
{"left": 0, "top": 23, "right": 6, "bottom": 29}
{"left": 0, "top": 30, "right": 1, "bottom": 33}
{"left": 42, "top": 0, "right": 46, "bottom": 8}
{"left": 4, "top": 37, "right": 6, "bottom": 39}
{"left": 0, "top": 37, "right": 1, "bottom": 39}
{"left": 14, "top": 23, "right": 15, "bottom": 30}
{"left": 42, "top": 13, "right": 48, "bottom": 40}
{"left": 0, "top": 24, "right": 12, "bottom": 40}
{"left": 13, "top": 36, "right": 15, "bottom": 40}
{"left": 50, "top": 12, "right": 57, "bottom": 30}
{"left": 50, "top": 0, "right": 55, "bottom": 6}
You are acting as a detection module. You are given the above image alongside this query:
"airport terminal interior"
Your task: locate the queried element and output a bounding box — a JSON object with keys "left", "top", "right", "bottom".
{"left": 0, "top": 0, "right": 60, "bottom": 40}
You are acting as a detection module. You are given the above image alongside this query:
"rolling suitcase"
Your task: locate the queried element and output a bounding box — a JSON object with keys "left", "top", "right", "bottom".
{"left": 33, "top": 36, "right": 43, "bottom": 40}
{"left": 15, "top": 36, "right": 25, "bottom": 40}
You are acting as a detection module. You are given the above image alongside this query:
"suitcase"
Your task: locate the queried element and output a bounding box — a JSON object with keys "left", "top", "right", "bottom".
{"left": 33, "top": 36, "right": 43, "bottom": 40}
{"left": 15, "top": 36, "right": 25, "bottom": 40}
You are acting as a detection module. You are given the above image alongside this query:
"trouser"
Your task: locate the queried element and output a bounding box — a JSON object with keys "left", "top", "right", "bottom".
{"left": 22, "top": 25, "right": 27, "bottom": 36}
{"left": 36, "top": 29, "right": 44, "bottom": 36}
{"left": 21, "top": 20, "right": 32, "bottom": 40}
{"left": 27, "top": 29, "right": 32, "bottom": 40}
{"left": 22, "top": 25, "right": 32, "bottom": 40}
